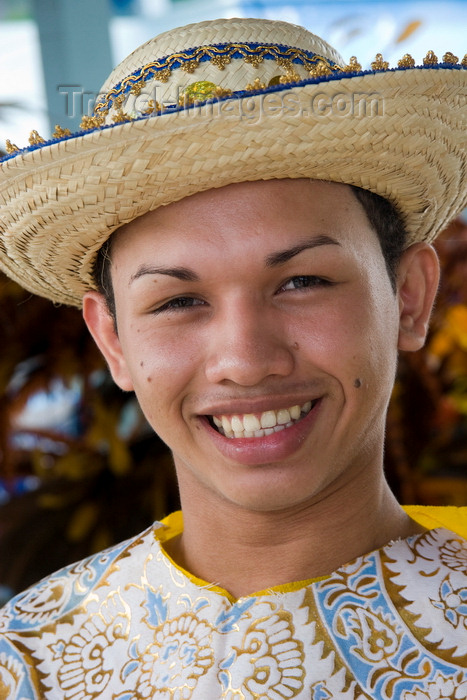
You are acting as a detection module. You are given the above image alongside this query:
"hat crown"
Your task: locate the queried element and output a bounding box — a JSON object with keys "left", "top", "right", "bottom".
{"left": 96, "top": 17, "right": 345, "bottom": 120}
{"left": 100, "top": 17, "right": 344, "bottom": 94}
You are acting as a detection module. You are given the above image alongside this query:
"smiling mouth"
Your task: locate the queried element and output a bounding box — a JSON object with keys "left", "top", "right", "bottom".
{"left": 209, "top": 400, "right": 318, "bottom": 439}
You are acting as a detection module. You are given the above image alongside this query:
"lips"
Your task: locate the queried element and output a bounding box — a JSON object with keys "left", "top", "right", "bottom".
{"left": 210, "top": 400, "right": 315, "bottom": 439}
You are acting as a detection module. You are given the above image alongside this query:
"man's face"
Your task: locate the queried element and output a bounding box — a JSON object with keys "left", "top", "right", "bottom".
{"left": 90, "top": 179, "right": 407, "bottom": 513}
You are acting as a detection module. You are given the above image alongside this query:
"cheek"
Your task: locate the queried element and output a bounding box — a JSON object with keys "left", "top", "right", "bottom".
{"left": 296, "top": 290, "right": 399, "bottom": 383}
{"left": 121, "top": 324, "right": 202, "bottom": 423}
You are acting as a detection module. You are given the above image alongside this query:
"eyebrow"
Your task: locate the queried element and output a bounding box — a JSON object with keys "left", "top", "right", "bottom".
{"left": 130, "top": 266, "right": 199, "bottom": 285}
{"left": 129, "top": 234, "right": 340, "bottom": 284}
{"left": 265, "top": 235, "right": 340, "bottom": 267}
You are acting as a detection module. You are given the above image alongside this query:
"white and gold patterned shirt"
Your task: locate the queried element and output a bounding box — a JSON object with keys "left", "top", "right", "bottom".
{"left": 1, "top": 507, "right": 467, "bottom": 699}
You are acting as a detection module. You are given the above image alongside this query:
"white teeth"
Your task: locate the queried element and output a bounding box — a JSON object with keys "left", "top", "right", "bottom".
{"left": 231, "top": 415, "right": 243, "bottom": 432}
{"left": 290, "top": 405, "right": 301, "bottom": 420}
{"left": 277, "top": 409, "right": 291, "bottom": 425}
{"left": 261, "top": 411, "right": 277, "bottom": 429}
{"left": 243, "top": 414, "right": 261, "bottom": 432}
{"left": 213, "top": 399, "right": 316, "bottom": 439}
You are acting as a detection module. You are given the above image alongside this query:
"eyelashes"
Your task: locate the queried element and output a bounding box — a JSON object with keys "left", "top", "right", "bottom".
{"left": 279, "top": 275, "right": 332, "bottom": 292}
{"left": 152, "top": 296, "right": 206, "bottom": 314}
{"left": 150, "top": 275, "right": 333, "bottom": 315}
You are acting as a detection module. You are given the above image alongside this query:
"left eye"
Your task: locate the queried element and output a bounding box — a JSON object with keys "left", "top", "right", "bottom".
{"left": 280, "top": 275, "right": 331, "bottom": 291}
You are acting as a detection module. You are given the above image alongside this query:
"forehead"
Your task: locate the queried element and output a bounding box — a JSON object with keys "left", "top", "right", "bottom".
{"left": 111, "top": 178, "right": 378, "bottom": 263}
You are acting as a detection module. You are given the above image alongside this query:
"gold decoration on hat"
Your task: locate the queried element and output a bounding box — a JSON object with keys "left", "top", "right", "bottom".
{"left": 371, "top": 54, "right": 389, "bottom": 70}
{"left": 244, "top": 54, "right": 264, "bottom": 68}
{"left": 111, "top": 109, "right": 133, "bottom": 124}
{"left": 130, "top": 82, "right": 143, "bottom": 96}
{"left": 423, "top": 50, "right": 438, "bottom": 65}
{"left": 80, "top": 114, "right": 105, "bottom": 130}
{"left": 279, "top": 69, "right": 301, "bottom": 84}
{"left": 268, "top": 75, "right": 282, "bottom": 86}
{"left": 142, "top": 99, "right": 162, "bottom": 115}
{"left": 52, "top": 125, "right": 72, "bottom": 139}
{"left": 343, "top": 56, "right": 362, "bottom": 73}
{"left": 28, "top": 130, "right": 45, "bottom": 146}
{"left": 5, "top": 139, "right": 19, "bottom": 153}
{"left": 181, "top": 81, "right": 217, "bottom": 102}
{"left": 276, "top": 58, "right": 293, "bottom": 71}
{"left": 179, "top": 81, "right": 232, "bottom": 105}
{"left": 245, "top": 77, "right": 266, "bottom": 92}
{"left": 94, "top": 43, "right": 344, "bottom": 116}
{"left": 157, "top": 68, "right": 172, "bottom": 83}
{"left": 210, "top": 55, "right": 231, "bottom": 70}
{"left": 180, "top": 59, "right": 200, "bottom": 73}
{"left": 462, "top": 54, "right": 467, "bottom": 67}
{"left": 309, "top": 60, "right": 332, "bottom": 78}
{"left": 442, "top": 52, "right": 459, "bottom": 65}
{"left": 214, "top": 86, "right": 232, "bottom": 98}
{"left": 398, "top": 54, "right": 415, "bottom": 68}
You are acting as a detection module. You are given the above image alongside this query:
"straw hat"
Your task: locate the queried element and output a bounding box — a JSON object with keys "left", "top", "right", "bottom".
{"left": 0, "top": 17, "right": 465, "bottom": 307}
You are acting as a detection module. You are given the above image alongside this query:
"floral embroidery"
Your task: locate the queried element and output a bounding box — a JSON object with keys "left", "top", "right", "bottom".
{"left": 402, "top": 671, "right": 467, "bottom": 699}
{"left": 318, "top": 556, "right": 379, "bottom": 605}
{"left": 440, "top": 539, "right": 467, "bottom": 572}
{"left": 135, "top": 613, "right": 214, "bottom": 698}
{"left": 431, "top": 576, "right": 467, "bottom": 627}
{"left": 5, "top": 544, "right": 129, "bottom": 629}
{"left": 0, "top": 652, "right": 24, "bottom": 698}
{"left": 10, "top": 579, "right": 70, "bottom": 625}
{"left": 53, "top": 593, "right": 131, "bottom": 698}
{"left": 341, "top": 607, "right": 401, "bottom": 664}
{"left": 219, "top": 610, "right": 305, "bottom": 698}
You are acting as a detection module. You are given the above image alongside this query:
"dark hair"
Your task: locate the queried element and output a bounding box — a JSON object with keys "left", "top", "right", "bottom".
{"left": 93, "top": 184, "right": 408, "bottom": 319}
{"left": 349, "top": 185, "right": 407, "bottom": 292}
{"left": 94, "top": 236, "right": 115, "bottom": 319}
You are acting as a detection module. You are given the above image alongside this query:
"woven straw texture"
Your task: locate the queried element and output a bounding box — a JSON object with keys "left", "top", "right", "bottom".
{"left": 0, "top": 17, "right": 466, "bottom": 307}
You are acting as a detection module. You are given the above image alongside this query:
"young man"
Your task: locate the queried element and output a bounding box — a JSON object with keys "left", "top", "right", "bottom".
{"left": 0, "top": 17, "right": 466, "bottom": 699}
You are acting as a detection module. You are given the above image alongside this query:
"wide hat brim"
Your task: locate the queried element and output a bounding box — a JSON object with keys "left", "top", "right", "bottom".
{"left": 0, "top": 28, "right": 466, "bottom": 306}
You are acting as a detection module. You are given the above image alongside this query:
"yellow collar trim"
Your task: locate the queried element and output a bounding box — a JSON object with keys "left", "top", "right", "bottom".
{"left": 154, "top": 511, "right": 327, "bottom": 604}
{"left": 154, "top": 506, "right": 467, "bottom": 604}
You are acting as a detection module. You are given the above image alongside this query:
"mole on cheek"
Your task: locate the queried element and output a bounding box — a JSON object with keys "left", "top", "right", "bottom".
{"left": 354, "top": 378, "right": 362, "bottom": 389}
{"left": 147, "top": 376, "right": 152, "bottom": 383}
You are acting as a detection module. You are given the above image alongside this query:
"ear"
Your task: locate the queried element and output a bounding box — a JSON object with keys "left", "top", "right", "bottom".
{"left": 82, "top": 291, "right": 134, "bottom": 391}
{"left": 397, "top": 242, "right": 440, "bottom": 352}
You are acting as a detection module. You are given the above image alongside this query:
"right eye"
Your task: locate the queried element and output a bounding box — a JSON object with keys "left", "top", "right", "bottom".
{"left": 152, "top": 296, "right": 206, "bottom": 314}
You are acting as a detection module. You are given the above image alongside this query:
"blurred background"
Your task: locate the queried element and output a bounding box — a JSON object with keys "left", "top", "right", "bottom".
{"left": 0, "top": 0, "right": 466, "bottom": 603}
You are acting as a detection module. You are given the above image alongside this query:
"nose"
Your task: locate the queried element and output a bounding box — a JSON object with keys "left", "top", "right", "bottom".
{"left": 204, "top": 301, "right": 295, "bottom": 386}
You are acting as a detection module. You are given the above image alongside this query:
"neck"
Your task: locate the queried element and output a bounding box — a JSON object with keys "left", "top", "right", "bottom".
{"left": 166, "top": 466, "right": 424, "bottom": 600}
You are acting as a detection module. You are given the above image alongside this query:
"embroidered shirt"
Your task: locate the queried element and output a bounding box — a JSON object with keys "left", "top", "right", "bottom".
{"left": 1, "top": 507, "right": 467, "bottom": 699}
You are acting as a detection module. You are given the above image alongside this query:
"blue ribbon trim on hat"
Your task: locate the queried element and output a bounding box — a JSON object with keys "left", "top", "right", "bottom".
{"left": 1, "top": 60, "right": 465, "bottom": 165}
{"left": 94, "top": 42, "right": 343, "bottom": 115}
